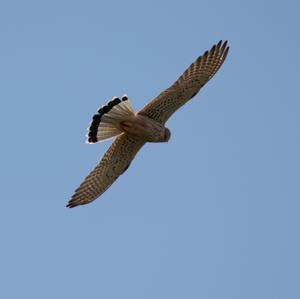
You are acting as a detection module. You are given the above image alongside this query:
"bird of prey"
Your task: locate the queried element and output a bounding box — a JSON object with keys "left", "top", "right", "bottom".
{"left": 67, "top": 40, "right": 229, "bottom": 208}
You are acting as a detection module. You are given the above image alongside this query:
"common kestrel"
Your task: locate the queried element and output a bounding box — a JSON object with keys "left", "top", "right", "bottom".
{"left": 67, "top": 40, "right": 229, "bottom": 208}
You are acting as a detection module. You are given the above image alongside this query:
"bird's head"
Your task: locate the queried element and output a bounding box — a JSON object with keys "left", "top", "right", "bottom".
{"left": 164, "top": 127, "right": 171, "bottom": 142}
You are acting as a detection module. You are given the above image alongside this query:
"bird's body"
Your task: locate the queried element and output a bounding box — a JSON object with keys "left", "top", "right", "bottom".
{"left": 120, "top": 114, "right": 170, "bottom": 143}
{"left": 67, "top": 40, "right": 229, "bottom": 208}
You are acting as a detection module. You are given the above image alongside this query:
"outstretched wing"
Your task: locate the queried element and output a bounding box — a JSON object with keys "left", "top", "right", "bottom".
{"left": 67, "top": 134, "right": 145, "bottom": 208}
{"left": 138, "top": 40, "right": 229, "bottom": 124}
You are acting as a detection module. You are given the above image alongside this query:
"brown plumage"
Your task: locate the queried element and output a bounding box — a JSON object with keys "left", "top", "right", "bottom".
{"left": 67, "top": 40, "right": 229, "bottom": 208}
{"left": 138, "top": 40, "right": 229, "bottom": 123}
{"left": 67, "top": 134, "right": 144, "bottom": 207}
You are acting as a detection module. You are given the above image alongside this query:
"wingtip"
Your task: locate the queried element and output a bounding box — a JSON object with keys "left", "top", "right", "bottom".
{"left": 216, "top": 39, "right": 229, "bottom": 46}
{"left": 66, "top": 198, "right": 79, "bottom": 208}
{"left": 214, "top": 40, "right": 229, "bottom": 56}
{"left": 66, "top": 203, "right": 78, "bottom": 208}
{"left": 66, "top": 196, "right": 95, "bottom": 208}
{"left": 66, "top": 202, "right": 74, "bottom": 208}
{"left": 224, "top": 45, "right": 230, "bottom": 57}
{"left": 222, "top": 40, "right": 228, "bottom": 49}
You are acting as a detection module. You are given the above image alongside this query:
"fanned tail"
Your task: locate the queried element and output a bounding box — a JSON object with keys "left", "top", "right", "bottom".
{"left": 86, "top": 95, "right": 135, "bottom": 143}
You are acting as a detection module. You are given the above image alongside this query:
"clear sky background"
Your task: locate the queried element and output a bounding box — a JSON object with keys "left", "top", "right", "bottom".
{"left": 1, "top": 0, "right": 299, "bottom": 298}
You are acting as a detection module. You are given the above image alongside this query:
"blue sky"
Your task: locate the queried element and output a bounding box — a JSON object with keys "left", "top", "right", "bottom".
{"left": 1, "top": 0, "right": 299, "bottom": 298}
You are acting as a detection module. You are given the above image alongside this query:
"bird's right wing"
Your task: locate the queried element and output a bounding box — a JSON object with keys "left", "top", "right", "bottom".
{"left": 138, "top": 40, "right": 229, "bottom": 124}
{"left": 67, "top": 134, "right": 145, "bottom": 208}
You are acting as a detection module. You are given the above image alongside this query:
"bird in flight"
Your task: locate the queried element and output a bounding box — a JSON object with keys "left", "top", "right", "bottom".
{"left": 67, "top": 40, "right": 229, "bottom": 208}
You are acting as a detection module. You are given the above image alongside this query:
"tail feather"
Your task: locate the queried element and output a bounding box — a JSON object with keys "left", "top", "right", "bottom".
{"left": 86, "top": 95, "right": 135, "bottom": 143}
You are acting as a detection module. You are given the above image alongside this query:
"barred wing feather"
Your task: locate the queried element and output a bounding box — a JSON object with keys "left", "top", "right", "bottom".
{"left": 138, "top": 40, "right": 229, "bottom": 124}
{"left": 67, "top": 134, "right": 145, "bottom": 208}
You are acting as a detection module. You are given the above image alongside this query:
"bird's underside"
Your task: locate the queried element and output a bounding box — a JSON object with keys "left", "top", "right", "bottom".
{"left": 67, "top": 40, "right": 229, "bottom": 208}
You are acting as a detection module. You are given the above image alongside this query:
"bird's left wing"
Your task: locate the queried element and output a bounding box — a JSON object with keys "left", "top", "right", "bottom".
{"left": 67, "top": 134, "right": 145, "bottom": 208}
{"left": 138, "top": 40, "right": 229, "bottom": 124}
